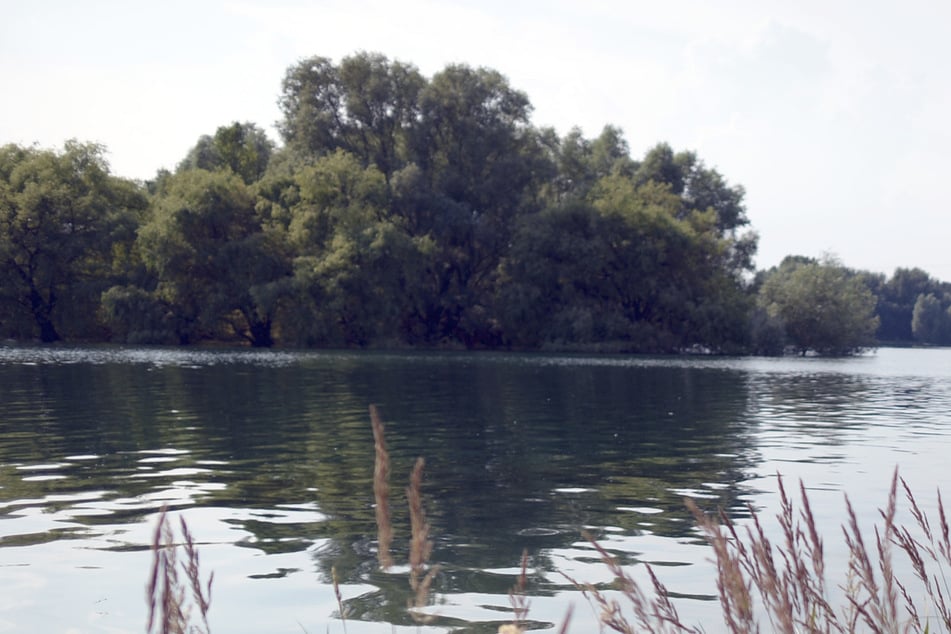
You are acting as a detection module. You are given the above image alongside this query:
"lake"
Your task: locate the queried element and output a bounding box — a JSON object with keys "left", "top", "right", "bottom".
{"left": 0, "top": 345, "right": 949, "bottom": 633}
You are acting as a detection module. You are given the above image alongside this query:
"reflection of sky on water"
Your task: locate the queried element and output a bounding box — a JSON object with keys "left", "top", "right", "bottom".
{"left": 739, "top": 349, "right": 951, "bottom": 506}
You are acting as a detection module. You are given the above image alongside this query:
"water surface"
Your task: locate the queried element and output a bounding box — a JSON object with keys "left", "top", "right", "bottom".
{"left": 0, "top": 346, "right": 949, "bottom": 632}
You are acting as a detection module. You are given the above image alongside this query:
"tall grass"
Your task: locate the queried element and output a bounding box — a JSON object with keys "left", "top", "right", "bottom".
{"left": 406, "top": 456, "right": 441, "bottom": 622}
{"left": 574, "top": 469, "right": 951, "bottom": 634}
{"left": 146, "top": 506, "right": 213, "bottom": 634}
{"left": 147, "top": 408, "right": 951, "bottom": 634}
{"left": 368, "top": 404, "right": 440, "bottom": 623}
{"left": 369, "top": 404, "right": 394, "bottom": 570}
{"left": 564, "top": 534, "right": 700, "bottom": 634}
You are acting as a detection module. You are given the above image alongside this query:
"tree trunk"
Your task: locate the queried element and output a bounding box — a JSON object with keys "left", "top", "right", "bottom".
{"left": 29, "top": 286, "right": 60, "bottom": 342}
{"left": 248, "top": 318, "right": 274, "bottom": 347}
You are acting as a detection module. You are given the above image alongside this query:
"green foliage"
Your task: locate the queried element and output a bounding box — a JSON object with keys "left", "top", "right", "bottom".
{"left": 748, "top": 306, "right": 787, "bottom": 355}
{"left": 100, "top": 285, "right": 177, "bottom": 344}
{"left": 278, "top": 52, "right": 425, "bottom": 182}
{"left": 272, "top": 53, "right": 763, "bottom": 351}
{"left": 136, "top": 170, "right": 289, "bottom": 346}
{"left": 178, "top": 122, "right": 274, "bottom": 184}
{"left": 634, "top": 143, "right": 749, "bottom": 234}
{"left": 0, "top": 141, "right": 146, "bottom": 341}
{"left": 500, "top": 168, "right": 752, "bottom": 352}
{"left": 412, "top": 63, "right": 535, "bottom": 216}
{"left": 758, "top": 256, "right": 880, "bottom": 355}
{"left": 271, "top": 151, "right": 428, "bottom": 346}
{"left": 876, "top": 267, "right": 948, "bottom": 342}
{"left": 29, "top": 52, "right": 950, "bottom": 354}
{"left": 911, "top": 293, "right": 951, "bottom": 344}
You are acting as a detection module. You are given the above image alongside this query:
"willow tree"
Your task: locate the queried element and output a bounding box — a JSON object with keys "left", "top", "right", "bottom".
{"left": 758, "top": 256, "right": 879, "bottom": 355}
{"left": 500, "top": 173, "right": 752, "bottom": 352}
{"left": 278, "top": 150, "right": 429, "bottom": 346}
{"left": 877, "top": 267, "right": 942, "bottom": 342}
{"left": 277, "top": 52, "right": 425, "bottom": 182}
{"left": 136, "top": 170, "right": 290, "bottom": 346}
{"left": 177, "top": 121, "right": 274, "bottom": 185}
{"left": 402, "top": 64, "right": 551, "bottom": 345}
{"left": 0, "top": 141, "right": 146, "bottom": 341}
{"left": 911, "top": 293, "right": 950, "bottom": 344}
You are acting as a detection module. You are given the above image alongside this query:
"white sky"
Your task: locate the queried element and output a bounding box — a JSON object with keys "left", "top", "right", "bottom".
{"left": 2, "top": 0, "right": 949, "bottom": 280}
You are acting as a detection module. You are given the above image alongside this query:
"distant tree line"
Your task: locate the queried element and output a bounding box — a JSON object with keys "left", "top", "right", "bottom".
{"left": 1, "top": 53, "right": 948, "bottom": 354}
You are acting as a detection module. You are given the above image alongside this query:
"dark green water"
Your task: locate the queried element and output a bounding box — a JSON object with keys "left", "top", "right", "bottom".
{"left": 0, "top": 346, "right": 949, "bottom": 632}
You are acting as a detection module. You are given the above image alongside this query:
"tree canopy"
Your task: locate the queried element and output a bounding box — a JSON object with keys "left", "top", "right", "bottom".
{"left": 756, "top": 256, "right": 880, "bottom": 355}
{"left": 1, "top": 52, "right": 944, "bottom": 355}
{"left": 0, "top": 141, "right": 146, "bottom": 341}
{"left": 178, "top": 122, "right": 274, "bottom": 185}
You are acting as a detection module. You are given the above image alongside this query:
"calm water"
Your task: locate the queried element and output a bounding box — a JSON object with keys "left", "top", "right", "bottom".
{"left": 0, "top": 345, "right": 949, "bottom": 633}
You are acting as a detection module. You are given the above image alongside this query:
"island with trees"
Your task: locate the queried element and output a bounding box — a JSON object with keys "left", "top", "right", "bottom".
{"left": 2, "top": 53, "right": 949, "bottom": 355}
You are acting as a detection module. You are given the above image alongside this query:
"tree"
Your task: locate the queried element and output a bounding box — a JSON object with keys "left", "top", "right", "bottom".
{"left": 279, "top": 151, "right": 428, "bottom": 346}
{"left": 411, "top": 63, "right": 534, "bottom": 212}
{"left": 404, "top": 64, "right": 548, "bottom": 345}
{"left": 136, "top": 170, "right": 290, "bottom": 346}
{"left": 499, "top": 172, "right": 752, "bottom": 352}
{"left": 498, "top": 201, "right": 610, "bottom": 347}
{"left": 911, "top": 293, "right": 950, "bottom": 344}
{"left": 589, "top": 175, "right": 751, "bottom": 351}
{"left": 757, "top": 256, "right": 879, "bottom": 355}
{"left": 100, "top": 284, "right": 177, "bottom": 344}
{"left": 178, "top": 122, "right": 274, "bottom": 184}
{"left": 548, "top": 125, "right": 635, "bottom": 202}
{"left": 277, "top": 56, "right": 343, "bottom": 160}
{"left": 337, "top": 52, "right": 426, "bottom": 182}
{"left": 277, "top": 52, "right": 425, "bottom": 182}
{"left": 0, "top": 141, "right": 146, "bottom": 341}
{"left": 877, "top": 267, "right": 941, "bottom": 342}
{"left": 634, "top": 143, "right": 748, "bottom": 231}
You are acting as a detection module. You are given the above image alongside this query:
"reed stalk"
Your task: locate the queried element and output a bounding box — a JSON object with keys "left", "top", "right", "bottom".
{"left": 146, "top": 507, "right": 213, "bottom": 634}
{"left": 370, "top": 404, "right": 394, "bottom": 570}
{"left": 332, "top": 565, "right": 347, "bottom": 633}
{"left": 563, "top": 533, "right": 699, "bottom": 634}
{"left": 509, "top": 549, "right": 531, "bottom": 626}
{"left": 407, "top": 456, "right": 440, "bottom": 622}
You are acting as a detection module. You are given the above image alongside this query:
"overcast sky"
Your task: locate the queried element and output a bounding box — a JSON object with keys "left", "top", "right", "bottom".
{"left": 2, "top": 0, "right": 948, "bottom": 280}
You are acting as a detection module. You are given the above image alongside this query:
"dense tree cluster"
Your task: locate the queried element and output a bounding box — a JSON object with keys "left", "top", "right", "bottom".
{"left": 864, "top": 266, "right": 951, "bottom": 345}
{"left": 0, "top": 53, "right": 945, "bottom": 354}
{"left": 753, "top": 256, "right": 879, "bottom": 355}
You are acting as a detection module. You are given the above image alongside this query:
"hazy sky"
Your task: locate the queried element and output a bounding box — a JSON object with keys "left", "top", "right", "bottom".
{"left": 2, "top": 0, "right": 948, "bottom": 280}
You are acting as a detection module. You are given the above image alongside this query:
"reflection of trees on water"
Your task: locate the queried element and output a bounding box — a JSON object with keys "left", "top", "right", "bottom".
{"left": 0, "top": 350, "right": 768, "bottom": 625}
{"left": 205, "top": 355, "right": 762, "bottom": 592}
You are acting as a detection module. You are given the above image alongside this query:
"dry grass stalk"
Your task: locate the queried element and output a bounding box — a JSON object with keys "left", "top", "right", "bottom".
{"left": 688, "top": 479, "right": 859, "bottom": 634}
{"left": 179, "top": 515, "right": 213, "bottom": 630}
{"left": 146, "top": 507, "right": 213, "bottom": 634}
{"left": 147, "top": 507, "right": 186, "bottom": 634}
{"left": 683, "top": 468, "right": 951, "bottom": 634}
{"left": 685, "top": 473, "right": 850, "bottom": 634}
{"left": 508, "top": 548, "right": 532, "bottom": 627}
{"left": 407, "top": 456, "right": 440, "bottom": 622}
{"left": 685, "top": 499, "right": 756, "bottom": 633}
{"left": 555, "top": 604, "right": 574, "bottom": 634}
{"left": 894, "top": 476, "right": 951, "bottom": 630}
{"left": 557, "top": 467, "right": 951, "bottom": 634}
{"left": 840, "top": 480, "right": 906, "bottom": 633}
{"left": 332, "top": 565, "right": 348, "bottom": 633}
{"left": 563, "top": 532, "right": 699, "bottom": 634}
{"left": 500, "top": 551, "right": 573, "bottom": 634}
{"left": 370, "top": 404, "right": 394, "bottom": 570}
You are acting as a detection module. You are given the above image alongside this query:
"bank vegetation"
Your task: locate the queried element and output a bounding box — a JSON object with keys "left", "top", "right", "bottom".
{"left": 3, "top": 53, "right": 950, "bottom": 355}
